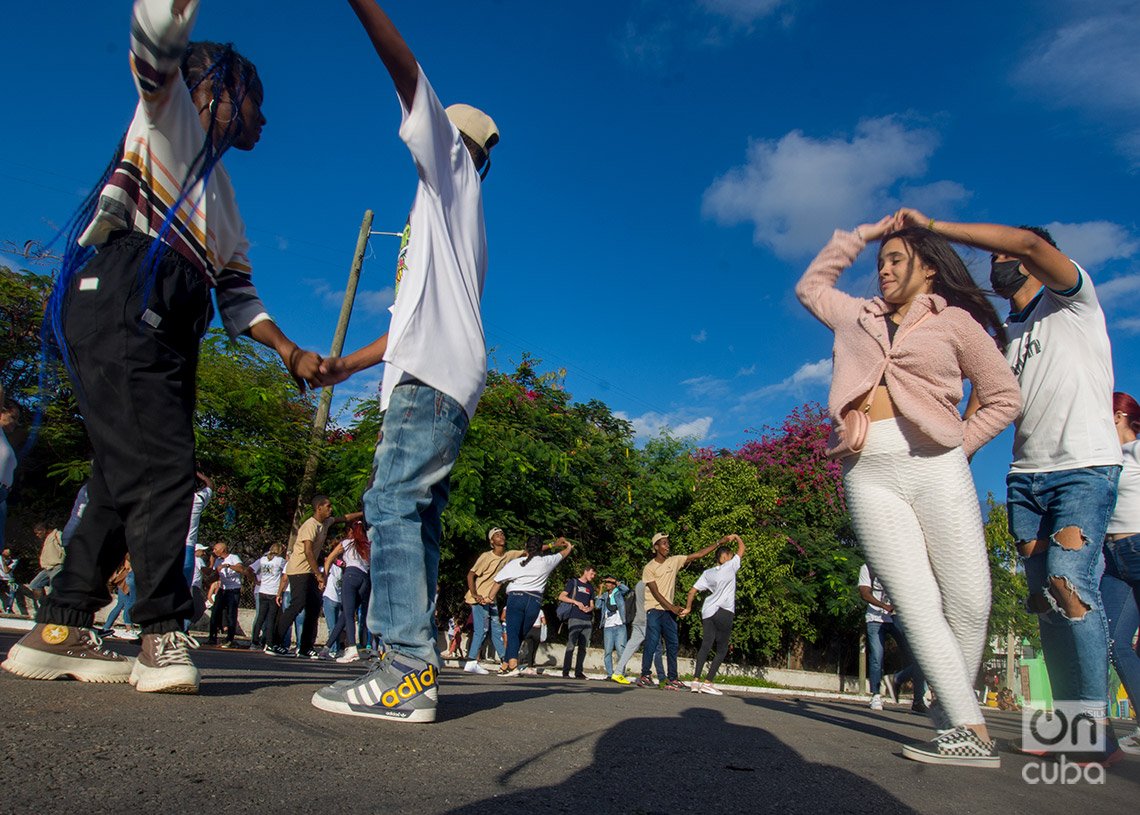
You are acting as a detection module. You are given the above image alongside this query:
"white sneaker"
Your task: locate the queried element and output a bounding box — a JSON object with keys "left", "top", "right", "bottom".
{"left": 700, "top": 682, "right": 723, "bottom": 696}
{"left": 690, "top": 680, "right": 701, "bottom": 693}
{"left": 464, "top": 660, "right": 490, "bottom": 675}
{"left": 1120, "top": 728, "right": 1140, "bottom": 755}
{"left": 336, "top": 646, "right": 360, "bottom": 664}
{"left": 869, "top": 694, "right": 884, "bottom": 711}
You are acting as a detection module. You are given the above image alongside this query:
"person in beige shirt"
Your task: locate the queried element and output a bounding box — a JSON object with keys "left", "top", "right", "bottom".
{"left": 28, "top": 522, "right": 65, "bottom": 601}
{"left": 272, "top": 495, "right": 361, "bottom": 656}
{"left": 463, "top": 527, "right": 525, "bottom": 674}
{"left": 636, "top": 532, "right": 726, "bottom": 689}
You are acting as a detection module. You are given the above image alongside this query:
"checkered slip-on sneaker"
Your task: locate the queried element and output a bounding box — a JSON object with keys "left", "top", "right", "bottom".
{"left": 312, "top": 651, "right": 437, "bottom": 723}
{"left": 2, "top": 624, "right": 134, "bottom": 683}
{"left": 902, "top": 726, "right": 1000, "bottom": 768}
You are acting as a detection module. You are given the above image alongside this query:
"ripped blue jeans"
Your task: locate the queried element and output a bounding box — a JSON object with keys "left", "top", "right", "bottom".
{"left": 1007, "top": 465, "right": 1120, "bottom": 714}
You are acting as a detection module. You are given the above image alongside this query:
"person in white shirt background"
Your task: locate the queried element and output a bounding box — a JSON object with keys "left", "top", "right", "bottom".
{"left": 683, "top": 535, "right": 745, "bottom": 695}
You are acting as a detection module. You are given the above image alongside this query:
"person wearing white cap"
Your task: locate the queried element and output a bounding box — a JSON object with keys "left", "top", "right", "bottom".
{"left": 311, "top": 0, "right": 500, "bottom": 724}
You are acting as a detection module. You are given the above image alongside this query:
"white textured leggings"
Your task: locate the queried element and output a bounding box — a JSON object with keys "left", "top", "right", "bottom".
{"left": 843, "top": 418, "right": 990, "bottom": 727}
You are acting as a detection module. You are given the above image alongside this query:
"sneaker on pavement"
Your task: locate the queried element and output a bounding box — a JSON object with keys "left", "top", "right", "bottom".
{"left": 219, "top": 640, "right": 237, "bottom": 649}
{"left": 311, "top": 651, "right": 437, "bottom": 723}
{"left": 700, "top": 682, "right": 724, "bottom": 696}
{"left": 869, "top": 694, "right": 884, "bottom": 711}
{"left": 130, "top": 631, "right": 200, "bottom": 694}
{"left": 317, "top": 647, "right": 333, "bottom": 660}
{"left": 689, "top": 679, "right": 701, "bottom": 693}
{"left": 661, "top": 679, "right": 685, "bottom": 691}
{"left": 498, "top": 666, "right": 520, "bottom": 677}
{"left": 901, "top": 726, "right": 1000, "bottom": 768}
{"left": 610, "top": 673, "right": 630, "bottom": 685}
{"left": 464, "top": 660, "right": 490, "bottom": 675}
{"left": 520, "top": 667, "right": 539, "bottom": 677}
{"left": 337, "top": 646, "right": 361, "bottom": 664}
{"left": 1119, "top": 729, "right": 1140, "bottom": 755}
{"left": 883, "top": 674, "right": 899, "bottom": 704}
{"left": 2, "top": 624, "right": 134, "bottom": 683}
{"left": 635, "top": 675, "right": 654, "bottom": 688}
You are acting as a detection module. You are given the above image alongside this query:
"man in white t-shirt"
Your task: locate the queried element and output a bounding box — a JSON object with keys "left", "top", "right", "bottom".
{"left": 310, "top": 0, "right": 499, "bottom": 726}
{"left": 207, "top": 542, "right": 246, "bottom": 648}
{"left": 857, "top": 562, "right": 924, "bottom": 712}
{"left": 898, "top": 209, "right": 1121, "bottom": 762}
{"left": 682, "top": 535, "right": 744, "bottom": 695}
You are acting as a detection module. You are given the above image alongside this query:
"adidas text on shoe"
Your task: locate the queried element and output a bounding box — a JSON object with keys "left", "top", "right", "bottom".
{"left": 2, "top": 624, "right": 133, "bottom": 683}
{"left": 311, "top": 652, "right": 437, "bottom": 723}
{"left": 130, "top": 631, "right": 200, "bottom": 694}
{"left": 901, "top": 726, "right": 1000, "bottom": 768}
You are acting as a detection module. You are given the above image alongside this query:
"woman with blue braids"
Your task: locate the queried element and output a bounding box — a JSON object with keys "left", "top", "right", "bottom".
{"left": 2, "top": 0, "right": 321, "bottom": 694}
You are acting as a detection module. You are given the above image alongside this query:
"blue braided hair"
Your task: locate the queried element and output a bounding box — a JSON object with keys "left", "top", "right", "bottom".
{"left": 32, "top": 42, "right": 260, "bottom": 453}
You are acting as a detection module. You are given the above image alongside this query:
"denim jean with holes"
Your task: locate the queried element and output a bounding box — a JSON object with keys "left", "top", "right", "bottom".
{"left": 1007, "top": 465, "right": 1120, "bottom": 711}
{"left": 365, "top": 383, "right": 469, "bottom": 668}
{"left": 1102, "top": 534, "right": 1140, "bottom": 708}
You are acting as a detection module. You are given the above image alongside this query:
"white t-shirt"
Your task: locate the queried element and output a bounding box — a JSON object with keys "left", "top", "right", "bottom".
{"left": 215, "top": 553, "right": 243, "bottom": 591}
{"left": 342, "top": 538, "right": 370, "bottom": 573}
{"left": 0, "top": 428, "right": 15, "bottom": 488}
{"left": 323, "top": 562, "right": 344, "bottom": 603}
{"left": 380, "top": 66, "right": 488, "bottom": 421}
{"left": 858, "top": 564, "right": 892, "bottom": 624}
{"left": 250, "top": 555, "right": 285, "bottom": 597}
{"left": 185, "top": 487, "right": 212, "bottom": 550}
{"left": 493, "top": 552, "right": 565, "bottom": 595}
{"left": 693, "top": 555, "right": 742, "bottom": 619}
{"left": 1004, "top": 267, "right": 1121, "bottom": 473}
{"left": 191, "top": 555, "right": 206, "bottom": 589}
{"left": 1108, "top": 441, "right": 1140, "bottom": 534}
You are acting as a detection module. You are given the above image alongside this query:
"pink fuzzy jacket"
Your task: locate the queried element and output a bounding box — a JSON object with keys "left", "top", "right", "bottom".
{"left": 795, "top": 230, "right": 1021, "bottom": 457}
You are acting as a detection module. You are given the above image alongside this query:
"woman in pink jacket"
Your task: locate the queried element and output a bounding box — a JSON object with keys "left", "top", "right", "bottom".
{"left": 797, "top": 215, "right": 1020, "bottom": 768}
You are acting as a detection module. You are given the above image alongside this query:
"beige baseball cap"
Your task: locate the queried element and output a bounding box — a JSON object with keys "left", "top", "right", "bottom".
{"left": 446, "top": 104, "right": 500, "bottom": 153}
{"left": 651, "top": 532, "right": 669, "bottom": 546}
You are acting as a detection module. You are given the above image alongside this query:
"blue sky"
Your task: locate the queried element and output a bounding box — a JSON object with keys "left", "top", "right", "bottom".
{"left": 1, "top": 0, "right": 1138, "bottom": 503}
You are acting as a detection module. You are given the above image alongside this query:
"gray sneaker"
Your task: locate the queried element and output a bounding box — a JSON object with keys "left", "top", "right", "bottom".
{"left": 1, "top": 623, "right": 134, "bottom": 683}
{"left": 311, "top": 651, "right": 438, "bottom": 723}
{"left": 130, "top": 631, "right": 200, "bottom": 694}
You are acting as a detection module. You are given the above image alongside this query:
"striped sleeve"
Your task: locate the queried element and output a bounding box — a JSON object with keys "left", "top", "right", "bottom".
{"left": 130, "top": 0, "right": 200, "bottom": 117}
{"left": 215, "top": 236, "right": 270, "bottom": 339}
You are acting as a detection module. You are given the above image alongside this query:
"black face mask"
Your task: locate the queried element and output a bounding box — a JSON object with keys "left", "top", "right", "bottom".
{"left": 990, "top": 259, "right": 1025, "bottom": 299}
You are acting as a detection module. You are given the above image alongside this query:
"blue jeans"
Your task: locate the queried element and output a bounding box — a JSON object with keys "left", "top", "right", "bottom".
{"left": 866, "top": 620, "right": 925, "bottom": 699}
{"left": 603, "top": 624, "right": 629, "bottom": 677}
{"left": 322, "top": 598, "right": 342, "bottom": 653}
{"left": 0, "top": 483, "right": 8, "bottom": 551}
{"left": 1103, "top": 534, "right": 1140, "bottom": 709}
{"left": 468, "top": 601, "right": 505, "bottom": 662}
{"left": 103, "top": 572, "right": 136, "bottom": 629}
{"left": 504, "top": 592, "right": 543, "bottom": 663}
{"left": 642, "top": 609, "right": 679, "bottom": 681}
{"left": 328, "top": 566, "right": 369, "bottom": 648}
{"left": 365, "top": 383, "right": 469, "bottom": 668}
{"left": 1008, "top": 466, "right": 1119, "bottom": 710}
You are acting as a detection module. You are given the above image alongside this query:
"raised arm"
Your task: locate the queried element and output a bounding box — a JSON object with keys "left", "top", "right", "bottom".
{"left": 896, "top": 208, "right": 1078, "bottom": 292}
{"left": 347, "top": 0, "right": 419, "bottom": 109}
{"left": 684, "top": 537, "right": 730, "bottom": 565}
{"left": 795, "top": 216, "right": 895, "bottom": 330}
{"left": 324, "top": 541, "right": 346, "bottom": 574}
{"left": 196, "top": 471, "right": 214, "bottom": 492}
{"left": 131, "top": 0, "right": 200, "bottom": 116}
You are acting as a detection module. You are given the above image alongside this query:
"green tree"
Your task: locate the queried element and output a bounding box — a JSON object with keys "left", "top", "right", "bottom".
{"left": 982, "top": 494, "right": 1038, "bottom": 653}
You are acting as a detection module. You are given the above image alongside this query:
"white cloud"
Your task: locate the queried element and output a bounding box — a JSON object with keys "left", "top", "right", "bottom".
{"left": 306, "top": 278, "right": 395, "bottom": 316}
{"left": 737, "top": 364, "right": 757, "bottom": 376}
{"left": 739, "top": 357, "right": 832, "bottom": 402}
{"left": 615, "top": 410, "right": 714, "bottom": 442}
{"left": 1013, "top": 10, "right": 1140, "bottom": 167}
{"left": 691, "top": 329, "right": 708, "bottom": 343}
{"left": 682, "top": 375, "right": 730, "bottom": 398}
{"left": 703, "top": 117, "right": 963, "bottom": 259}
{"left": 698, "top": 0, "right": 788, "bottom": 25}
{"left": 1043, "top": 221, "right": 1140, "bottom": 270}
{"left": 1097, "top": 274, "right": 1140, "bottom": 307}
{"left": 1112, "top": 316, "right": 1140, "bottom": 335}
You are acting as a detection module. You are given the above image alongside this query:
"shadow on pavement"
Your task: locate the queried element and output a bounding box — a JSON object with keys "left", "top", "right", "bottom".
{"left": 442, "top": 706, "right": 917, "bottom": 815}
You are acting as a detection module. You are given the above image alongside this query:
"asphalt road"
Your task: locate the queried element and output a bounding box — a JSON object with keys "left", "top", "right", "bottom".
{"left": 0, "top": 631, "right": 1135, "bottom": 814}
